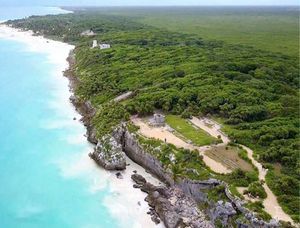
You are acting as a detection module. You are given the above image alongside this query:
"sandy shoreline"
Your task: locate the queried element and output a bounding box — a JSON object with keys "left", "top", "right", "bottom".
{"left": 0, "top": 24, "right": 164, "bottom": 228}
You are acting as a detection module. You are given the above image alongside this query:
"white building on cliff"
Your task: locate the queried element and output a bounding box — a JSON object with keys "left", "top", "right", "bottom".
{"left": 99, "top": 43, "right": 111, "bottom": 49}
{"left": 92, "top": 40, "right": 98, "bottom": 48}
{"left": 91, "top": 40, "right": 111, "bottom": 50}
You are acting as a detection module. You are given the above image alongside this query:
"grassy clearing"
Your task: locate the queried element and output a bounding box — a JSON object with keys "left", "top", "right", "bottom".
{"left": 165, "top": 115, "right": 217, "bottom": 146}
{"left": 205, "top": 145, "right": 254, "bottom": 172}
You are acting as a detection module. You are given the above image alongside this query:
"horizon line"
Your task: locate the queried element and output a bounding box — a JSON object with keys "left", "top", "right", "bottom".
{"left": 3, "top": 4, "right": 299, "bottom": 7}
{"left": 61, "top": 5, "right": 300, "bottom": 7}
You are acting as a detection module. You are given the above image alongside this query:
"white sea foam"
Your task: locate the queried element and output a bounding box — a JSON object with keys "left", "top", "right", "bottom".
{"left": 55, "top": 150, "right": 165, "bottom": 228}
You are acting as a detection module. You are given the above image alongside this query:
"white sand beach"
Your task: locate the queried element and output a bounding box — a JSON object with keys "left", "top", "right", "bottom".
{"left": 0, "top": 24, "right": 164, "bottom": 228}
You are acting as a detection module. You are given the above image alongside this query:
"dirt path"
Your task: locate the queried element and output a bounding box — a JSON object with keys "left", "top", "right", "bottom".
{"left": 240, "top": 145, "right": 293, "bottom": 223}
{"left": 131, "top": 117, "right": 231, "bottom": 174}
{"left": 190, "top": 117, "right": 294, "bottom": 224}
{"left": 190, "top": 117, "right": 230, "bottom": 145}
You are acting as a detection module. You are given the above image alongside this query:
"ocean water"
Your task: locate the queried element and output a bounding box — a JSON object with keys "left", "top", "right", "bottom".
{"left": 0, "top": 7, "right": 150, "bottom": 228}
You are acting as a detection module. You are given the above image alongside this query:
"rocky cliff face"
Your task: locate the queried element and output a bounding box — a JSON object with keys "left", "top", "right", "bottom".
{"left": 69, "top": 95, "right": 98, "bottom": 144}
{"left": 77, "top": 119, "right": 279, "bottom": 227}
{"left": 64, "top": 51, "right": 98, "bottom": 145}
{"left": 113, "top": 125, "right": 175, "bottom": 185}
{"left": 176, "top": 178, "right": 220, "bottom": 203}
{"left": 89, "top": 135, "right": 126, "bottom": 170}
{"left": 113, "top": 125, "right": 280, "bottom": 228}
{"left": 132, "top": 174, "right": 214, "bottom": 228}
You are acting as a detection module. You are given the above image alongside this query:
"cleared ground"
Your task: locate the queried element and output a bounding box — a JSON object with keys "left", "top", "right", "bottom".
{"left": 131, "top": 116, "right": 231, "bottom": 174}
{"left": 204, "top": 145, "right": 254, "bottom": 172}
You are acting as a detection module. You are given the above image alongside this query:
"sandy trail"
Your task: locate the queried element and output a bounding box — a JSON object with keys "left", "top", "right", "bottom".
{"left": 190, "top": 117, "right": 294, "bottom": 224}
{"left": 240, "top": 145, "right": 293, "bottom": 223}
{"left": 190, "top": 117, "right": 230, "bottom": 144}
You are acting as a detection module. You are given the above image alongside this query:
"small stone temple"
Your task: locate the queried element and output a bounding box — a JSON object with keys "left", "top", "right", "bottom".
{"left": 149, "top": 113, "right": 165, "bottom": 127}
{"left": 81, "top": 29, "right": 95, "bottom": 36}
{"left": 91, "top": 40, "right": 111, "bottom": 49}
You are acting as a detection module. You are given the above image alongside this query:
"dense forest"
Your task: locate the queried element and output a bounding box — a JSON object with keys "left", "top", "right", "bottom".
{"left": 94, "top": 6, "right": 299, "bottom": 57}
{"left": 7, "top": 9, "right": 299, "bottom": 222}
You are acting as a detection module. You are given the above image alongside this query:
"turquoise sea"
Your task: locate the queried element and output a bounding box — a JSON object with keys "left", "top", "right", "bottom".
{"left": 0, "top": 7, "right": 147, "bottom": 228}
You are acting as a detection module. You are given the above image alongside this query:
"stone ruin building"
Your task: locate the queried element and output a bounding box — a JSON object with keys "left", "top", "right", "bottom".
{"left": 149, "top": 113, "right": 165, "bottom": 127}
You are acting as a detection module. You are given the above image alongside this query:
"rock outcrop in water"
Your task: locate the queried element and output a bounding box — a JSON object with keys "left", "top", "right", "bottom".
{"left": 132, "top": 173, "right": 214, "bottom": 228}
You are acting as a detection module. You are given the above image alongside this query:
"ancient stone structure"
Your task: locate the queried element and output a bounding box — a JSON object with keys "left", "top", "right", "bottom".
{"left": 81, "top": 29, "right": 95, "bottom": 36}
{"left": 92, "top": 40, "right": 98, "bottom": 48}
{"left": 91, "top": 40, "right": 111, "bottom": 49}
{"left": 149, "top": 113, "right": 165, "bottom": 127}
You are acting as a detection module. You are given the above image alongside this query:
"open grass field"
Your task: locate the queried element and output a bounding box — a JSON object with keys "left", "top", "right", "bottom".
{"left": 165, "top": 115, "right": 217, "bottom": 146}
{"left": 92, "top": 6, "right": 299, "bottom": 57}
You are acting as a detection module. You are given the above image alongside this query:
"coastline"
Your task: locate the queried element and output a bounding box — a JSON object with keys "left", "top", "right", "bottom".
{"left": 0, "top": 24, "right": 164, "bottom": 228}
{"left": 2, "top": 21, "right": 296, "bottom": 227}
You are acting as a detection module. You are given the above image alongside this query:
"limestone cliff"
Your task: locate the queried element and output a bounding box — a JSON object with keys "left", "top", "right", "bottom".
{"left": 89, "top": 135, "right": 126, "bottom": 170}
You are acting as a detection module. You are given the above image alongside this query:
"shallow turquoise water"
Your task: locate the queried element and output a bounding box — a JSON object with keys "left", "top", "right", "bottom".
{"left": 0, "top": 8, "right": 121, "bottom": 228}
